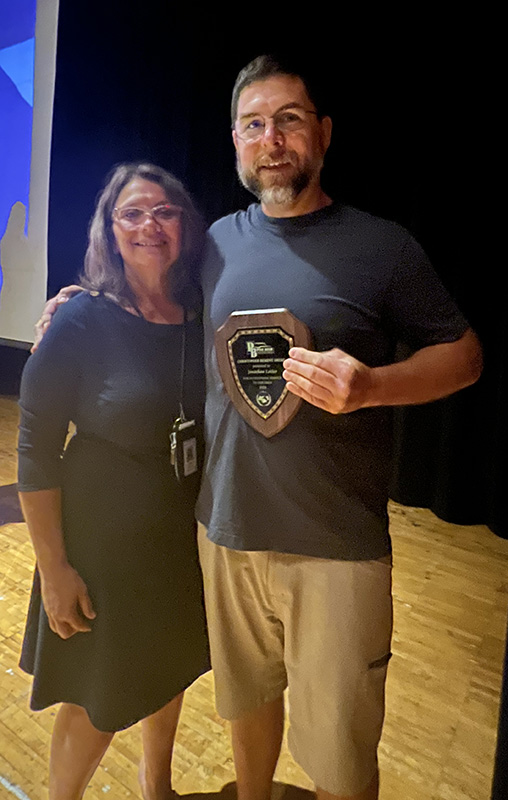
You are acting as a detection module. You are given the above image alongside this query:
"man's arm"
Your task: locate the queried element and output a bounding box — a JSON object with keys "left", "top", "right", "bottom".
{"left": 282, "top": 328, "right": 483, "bottom": 415}
{"left": 32, "top": 285, "right": 84, "bottom": 352}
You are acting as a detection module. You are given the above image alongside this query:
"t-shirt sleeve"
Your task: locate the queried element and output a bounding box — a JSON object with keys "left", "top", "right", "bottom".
{"left": 17, "top": 297, "right": 87, "bottom": 491}
{"left": 383, "top": 234, "right": 470, "bottom": 350}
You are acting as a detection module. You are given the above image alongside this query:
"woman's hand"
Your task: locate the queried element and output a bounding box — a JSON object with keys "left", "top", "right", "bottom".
{"left": 19, "top": 489, "right": 95, "bottom": 639}
{"left": 39, "top": 563, "right": 96, "bottom": 639}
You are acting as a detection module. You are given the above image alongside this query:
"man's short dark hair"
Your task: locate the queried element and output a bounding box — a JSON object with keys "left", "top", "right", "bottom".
{"left": 231, "top": 54, "right": 327, "bottom": 125}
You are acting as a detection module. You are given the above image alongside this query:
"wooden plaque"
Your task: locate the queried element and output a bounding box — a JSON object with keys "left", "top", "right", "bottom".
{"left": 215, "top": 308, "right": 312, "bottom": 438}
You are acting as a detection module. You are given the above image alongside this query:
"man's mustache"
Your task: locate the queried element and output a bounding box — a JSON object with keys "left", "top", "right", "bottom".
{"left": 254, "top": 152, "right": 297, "bottom": 170}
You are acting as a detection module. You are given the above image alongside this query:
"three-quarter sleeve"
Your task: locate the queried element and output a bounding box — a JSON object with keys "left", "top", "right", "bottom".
{"left": 18, "top": 296, "right": 87, "bottom": 491}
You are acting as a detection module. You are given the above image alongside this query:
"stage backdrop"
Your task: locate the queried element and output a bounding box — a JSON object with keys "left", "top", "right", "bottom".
{"left": 0, "top": 0, "right": 59, "bottom": 347}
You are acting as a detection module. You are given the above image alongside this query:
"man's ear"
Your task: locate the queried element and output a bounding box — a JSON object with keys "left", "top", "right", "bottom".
{"left": 232, "top": 129, "right": 240, "bottom": 153}
{"left": 320, "top": 116, "right": 333, "bottom": 155}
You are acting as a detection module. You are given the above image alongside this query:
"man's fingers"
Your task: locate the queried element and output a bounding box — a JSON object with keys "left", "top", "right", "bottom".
{"left": 60, "top": 284, "right": 84, "bottom": 298}
{"left": 288, "top": 346, "right": 348, "bottom": 368}
{"left": 32, "top": 315, "right": 53, "bottom": 352}
{"left": 283, "top": 353, "right": 351, "bottom": 414}
{"left": 46, "top": 298, "right": 62, "bottom": 313}
{"left": 285, "top": 380, "right": 332, "bottom": 413}
{"left": 41, "top": 294, "right": 67, "bottom": 318}
{"left": 283, "top": 347, "right": 371, "bottom": 414}
{"left": 286, "top": 348, "right": 355, "bottom": 377}
{"left": 32, "top": 286, "right": 84, "bottom": 352}
{"left": 283, "top": 367, "right": 335, "bottom": 402}
{"left": 52, "top": 285, "right": 83, "bottom": 308}
{"left": 283, "top": 355, "right": 353, "bottom": 392}
{"left": 38, "top": 316, "right": 52, "bottom": 331}
{"left": 283, "top": 360, "right": 334, "bottom": 391}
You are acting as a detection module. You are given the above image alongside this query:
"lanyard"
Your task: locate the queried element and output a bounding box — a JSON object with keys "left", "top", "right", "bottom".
{"left": 170, "top": 310, "right": 198, "bottom": 480}
{"left": 178, "top": 310, "right": 187, "bottom": 420}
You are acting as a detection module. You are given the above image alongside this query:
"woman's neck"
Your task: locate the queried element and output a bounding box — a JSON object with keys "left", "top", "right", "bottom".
{"left": 125, "top": 273, "right": 184, "bottom": 324}
{"left": 135, "top": 294, "right": 184, "bottom": 324}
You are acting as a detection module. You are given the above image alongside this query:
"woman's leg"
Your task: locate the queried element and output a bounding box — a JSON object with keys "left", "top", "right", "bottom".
{"left": 139, "top": 691, "right": 185, "bottom": 800}
{"left": 49, "top": 702, "right": 114, "bottom": 800}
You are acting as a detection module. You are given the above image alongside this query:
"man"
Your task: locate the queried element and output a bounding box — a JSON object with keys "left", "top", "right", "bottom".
{"left": 194, "top": 55, "right": 482, "bottom": 800}
{"left": 37, "top": 55, "right": 482, "bottom": 800}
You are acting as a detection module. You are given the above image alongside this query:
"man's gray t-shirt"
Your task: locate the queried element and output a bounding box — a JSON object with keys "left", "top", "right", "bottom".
{"left": 196, "top": 203, "right": 469, "bottom": 560}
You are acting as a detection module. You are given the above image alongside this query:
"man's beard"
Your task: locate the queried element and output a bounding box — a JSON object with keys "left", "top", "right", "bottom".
{"left": 236, "top": 153, "right": 315, "bottom": 205}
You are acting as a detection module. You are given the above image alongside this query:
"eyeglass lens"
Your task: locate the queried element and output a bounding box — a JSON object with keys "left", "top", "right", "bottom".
{"left": 115, "top": 205, "right": 181, "bottom": 226}
{"left": 236, "top": 110, "right": 316, "bottom": 141}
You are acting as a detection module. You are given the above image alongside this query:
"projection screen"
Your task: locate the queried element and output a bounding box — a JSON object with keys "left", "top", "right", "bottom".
{"left": 0, "top": 0, "right": 59, "bottom": 347}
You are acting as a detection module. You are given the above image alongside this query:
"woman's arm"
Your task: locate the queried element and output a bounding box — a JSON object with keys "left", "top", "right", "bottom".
{"left": 19, "top": 489, "right": 95, "bottom": 639}
{"left": 19, "top": 295, "right": 95, "bottom": 639}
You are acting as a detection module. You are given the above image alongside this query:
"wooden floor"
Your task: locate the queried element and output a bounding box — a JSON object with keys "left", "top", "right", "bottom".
{"left": 0, "top": 393, "right": 506, "bottom": 799}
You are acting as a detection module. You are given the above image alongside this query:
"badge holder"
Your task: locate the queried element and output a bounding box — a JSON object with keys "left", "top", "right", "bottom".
{"left": 170, "top": 417, "right": 198, "bottom": 480}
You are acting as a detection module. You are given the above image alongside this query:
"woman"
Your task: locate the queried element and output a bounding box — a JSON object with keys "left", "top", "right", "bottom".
{"left": 17, "top": 163, "right": 210, "bottom": 800}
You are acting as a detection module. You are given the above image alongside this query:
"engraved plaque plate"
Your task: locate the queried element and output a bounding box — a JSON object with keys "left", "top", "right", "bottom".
{"left": 215, "top": 308, "right": 311, "bottom": 438}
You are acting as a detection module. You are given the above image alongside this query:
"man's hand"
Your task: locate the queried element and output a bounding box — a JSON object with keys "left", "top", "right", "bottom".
{"left": 283, "top": 347, "right": 372, "bottom": 414}
{"left": 32, "top": 285, "right": 84, "bottom": 353}
{"left": 283, "top": 330, "right": 483, "bottom": 415}
{"left": 39, "top": 562, "right": 96, "bottom": 640}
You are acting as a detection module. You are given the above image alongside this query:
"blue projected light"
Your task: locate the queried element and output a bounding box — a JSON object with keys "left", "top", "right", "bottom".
{"left": 0, "top": 38, "right": 35, "bottom": 106}
{"left": 0, "top": 0, "right": 36, "bottom": 296}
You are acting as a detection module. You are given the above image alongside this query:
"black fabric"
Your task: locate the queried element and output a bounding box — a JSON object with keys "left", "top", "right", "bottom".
{"left": 196, "top": 203, "right": 469, "bottom": 559}
{"left": 18, "top": 293, "right": 210, "bottom": 731}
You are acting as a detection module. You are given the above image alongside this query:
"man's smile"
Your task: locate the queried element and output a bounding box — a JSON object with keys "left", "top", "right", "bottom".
{"left": 259, "top": 163, "right": 292, "bottom": 173}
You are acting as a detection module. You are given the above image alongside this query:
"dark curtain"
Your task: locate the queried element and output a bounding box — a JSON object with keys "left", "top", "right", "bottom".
{"left": 44, "top": 3, "right": 504, "bottom": 536}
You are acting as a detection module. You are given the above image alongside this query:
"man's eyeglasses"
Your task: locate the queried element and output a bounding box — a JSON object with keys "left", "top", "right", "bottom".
{"left": 113, "top": 204, "right": 182, "bottom": 229}
{"left": 234, "top": 109, "right": 318, "bottom": 142}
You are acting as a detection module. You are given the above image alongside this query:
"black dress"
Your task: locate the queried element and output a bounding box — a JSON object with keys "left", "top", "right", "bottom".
{"left": 18, "top": 292, "right": 210, "bottom": 732}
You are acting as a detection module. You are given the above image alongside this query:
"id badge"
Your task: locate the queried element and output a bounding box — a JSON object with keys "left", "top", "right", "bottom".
{"left": 170, "top": 418, "right": 198, "bottom": 481}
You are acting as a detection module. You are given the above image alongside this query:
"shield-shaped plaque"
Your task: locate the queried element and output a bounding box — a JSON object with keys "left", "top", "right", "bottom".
{"left": 215, "top": 308, "right": 311, "bottom": 438}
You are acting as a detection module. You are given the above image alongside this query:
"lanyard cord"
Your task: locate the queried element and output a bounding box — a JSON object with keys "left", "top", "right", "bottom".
{"left": 98, "top": 291, "right": 188, "bottom": 420}
{"left": 178, "top": 310, "right": 187, "bottom": 420}
{"left": 134, "top": 299, "right": 187, "bottom": 420}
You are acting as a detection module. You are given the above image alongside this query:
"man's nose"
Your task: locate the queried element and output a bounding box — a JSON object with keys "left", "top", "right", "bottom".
{"left": 261, "top": 119, "right": 285, "bottom": 146}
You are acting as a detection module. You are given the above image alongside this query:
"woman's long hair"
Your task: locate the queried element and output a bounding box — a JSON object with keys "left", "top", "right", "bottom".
{"left": 81, "top": 163, "right": 205, "bottom": 312}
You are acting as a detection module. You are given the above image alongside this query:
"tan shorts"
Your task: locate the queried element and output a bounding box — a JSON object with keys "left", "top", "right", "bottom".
{"left": 198, "top": 524, "right": 393, "bottom": 796}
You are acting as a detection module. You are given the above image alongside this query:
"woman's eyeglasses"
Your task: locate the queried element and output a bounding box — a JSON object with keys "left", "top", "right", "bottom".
{"left": 113, "top": 204, "right": 182, "bottom": 228}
